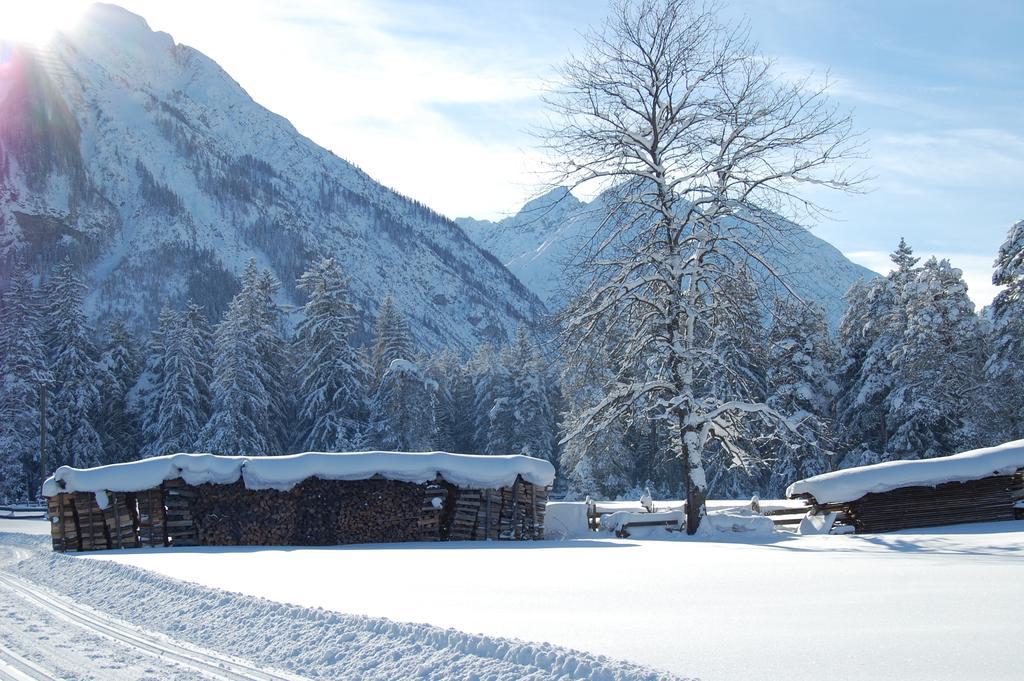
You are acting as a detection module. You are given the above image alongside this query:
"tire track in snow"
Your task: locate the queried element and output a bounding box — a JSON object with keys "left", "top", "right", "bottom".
{"left": 0, "top": 571, "right": 305, "bottom": 681}
{"left": 1, "top": 534, "right": 684, "bottom": 680}
{"left": 0, "top": 647, "right": 57, "bottom": 681}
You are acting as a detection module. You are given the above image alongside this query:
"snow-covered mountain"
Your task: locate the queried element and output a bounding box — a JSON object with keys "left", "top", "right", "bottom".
{"left": 458, "top": 187, "right": 879, "bottom": 327}
{"left": 0, "top": 4, "right": 544, "bottom": 351}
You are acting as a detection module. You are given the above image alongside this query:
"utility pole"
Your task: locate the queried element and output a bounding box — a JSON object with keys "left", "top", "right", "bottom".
{"left": 38, "top": 381, "right": 47, "bottom": 502}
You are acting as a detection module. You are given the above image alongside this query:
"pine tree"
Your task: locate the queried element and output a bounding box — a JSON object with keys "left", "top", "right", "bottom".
{"left": 468, "top": 343, "right": 504, "bottom": 453}
{"left": 142, "top": 306, "right": 212, "bottom": 456}
{"left": 370, "top": 296, "right": 414, "bottom": 388}
{"left": 835, "top": 239, "right": 920, "bottom": 464}
{"left": 486, "top": 329, "right": 557, "bottom": 462}
{"left": 96, "top": 320, "right": 141, "bottom": 464}
{"left": 294, "top": 258, "right": 366, "bottom": 451}
{"left": 370, "top": 358, "right": 436, "bottom": 451}
{"left": 444, "top": 350, "right": 479, "bottom": 454}
{"left": 986, "top": 220, "right": 1024, "bottom": 441}
{"left": 886, "top": 257, "right": 984, "bottom": 458}
{"left": 0, "top": 261, "right": 51, "bottom": 499}
{"left": 197, "top": 262, "right": 286, "bottom": 455}
{"left": 44, "top": 259, "right": 104, "bottom": 469}
{"left": 559, "top": 341, "right": 635, "bottom": 499}
{"left": 765, "top": 299, "right": 836, "bottom": 495}
{"left": 253, "top": 267, "right": 294, "bottom": 451}
{"left": 703, "top": 267, "right": 771, "bottom": 497}
{"left": 425, "top": 349, "right": 463, "bottom": 452}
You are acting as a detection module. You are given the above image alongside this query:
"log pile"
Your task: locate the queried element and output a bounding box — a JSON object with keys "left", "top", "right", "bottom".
{"left": 417, "top": 481, "right": 447, "bottom": 542}
{"left": 136, "top": 488, "right": 166, "bottom": 547}
{"left": 192, "top": 481, "right": 297, "bottom": 546}
{"left": 809, "top": 470, "right": 1024, "bottom": 534}
{"left": 1013, "top": 470, "right": 1024, "bottom": 519}
{"left": 46, "top": 494, "right": 77, "bottom": 552}
{"left": 163, "top": 479, "right": 199, "bottom": 547}
{"left": 48, "top": 475, "right": 549, "bottom": 552}
{"left": 103, "top": 492, "right": 138, "bottom": 549}
{"left": 72, "top": 492, "right": 108, "bottom": 551}
{"left": 446, "top": 476, "right": 547, "bottom": 541}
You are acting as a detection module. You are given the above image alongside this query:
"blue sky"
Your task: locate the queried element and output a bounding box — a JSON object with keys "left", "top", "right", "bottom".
{"left": 8, "top": 0, "right": 1022, "bottom": 304}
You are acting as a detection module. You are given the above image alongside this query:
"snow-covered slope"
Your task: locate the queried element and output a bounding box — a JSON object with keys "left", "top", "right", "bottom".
{"left": 459, "top": 187, "right": 878, "bottom": 327}
{"left": 0, "top": 4, "right": 544, "bottom": 350}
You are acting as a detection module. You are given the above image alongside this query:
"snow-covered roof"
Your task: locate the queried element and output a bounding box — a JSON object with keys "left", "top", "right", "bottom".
{"left": 786, "top": 440, "right": 1024, "bottom": 504}
{"left": 42, "top": 451, "right": 556, "bottom": 497}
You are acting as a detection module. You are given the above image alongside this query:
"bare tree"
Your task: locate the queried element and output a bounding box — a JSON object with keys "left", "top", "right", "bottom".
{"left": 546, "top": 0, "right": 860, "bottom": 533}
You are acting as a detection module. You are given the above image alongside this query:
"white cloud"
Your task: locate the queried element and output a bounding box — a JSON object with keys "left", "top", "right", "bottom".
{"left": 870, "top": 129, "right": 1024, "bottom": 192}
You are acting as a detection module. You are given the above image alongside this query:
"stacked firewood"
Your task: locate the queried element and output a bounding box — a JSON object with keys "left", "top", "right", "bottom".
{"left": 103, "top": 492, "right": 138, "bottom": 549}
{"left": 1013, "top": 470, "right": 1024, "bottom": 520}
{"left": 46, "top": 494, "right": 77, "bottom": 552}
{"left": 136, "top": 488, "right": 166, "bottom": 547}
{"left": 49, "top": 474, "right": 550, "bottom": 551}
{"left": 289, "top": 477, "right": 431, "bottom": 546}
{"left": 72, "top": 492, "right": 108, "bottom": 551}
{"left": 163, "top": 479, "right": 199, "bottom": 546}
{"left": 189, "top": 481, "right": 296, "bottom": 546}
{"left": 814, "top": 472, "right": 1021, "bottom": 534}
{"left": 417, "top": 481, "right": 447, "bottom": 541}
{"left": 446, "top": 476, "right": 547, "bottom": 541}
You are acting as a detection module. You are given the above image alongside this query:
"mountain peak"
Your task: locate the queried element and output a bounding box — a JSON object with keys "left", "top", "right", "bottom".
{"left": 64, "top": 3, "right": 176, "bottom": 73}
{"left": 76, "top": 3, "right": 164, "bottom": 42}
{"left": 0, "top": 3, "right": 545, "bottom": 351}
{"left": 517, "top": 186, "right": 580, "bottom": 219}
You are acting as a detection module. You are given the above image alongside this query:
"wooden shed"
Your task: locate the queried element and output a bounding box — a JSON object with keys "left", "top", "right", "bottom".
{"left": 42, "top": 451, "right": 553, "bottom": 552}
{"left": 787, "top": 440, "right": 1024, "bottom": 533}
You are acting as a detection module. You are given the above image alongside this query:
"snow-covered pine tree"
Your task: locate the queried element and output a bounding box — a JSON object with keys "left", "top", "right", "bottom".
{"left": 559, "top": 342, "right": 635, "bottom": 499}
{"left": 43, "top": 258, "right": 104, "bottom": 469}
{"left": 985, "top": 220, "right": 1024, "bottom": 441}
{"left": 197, "top": 262, "right": 287, "bottom": 455}
{"left": 253, "top": 266, "right": 294, "bottom": 451}
{"left": 294, "top": 258, "right": 366, "bottom": 451}
{"left": 486, "top": 328, "right": 558, "bottom": 463}
{"left": 546, "top": 0, "right": 857, "bottom": 532}
{"left": 371, "top": 296, "right": 414, "bottom": 388}
{"left": 0, "top": 260, "right": 52, "bottom": 500}
{"left": 703, "top": 266, "right": 771, "bottom": 498}
{"left": 183, "top": 302, "right": 214, "bottom": 417}
{"left": 370, "top": 358, "right": 437, "bottom": 451}
{"left": 425, "top": 349, "right": 463, "bottom": 453}
{"left": 885, "top": 257, "right": 985, "bottom": 458}
{"left": 96, "top": 320, "right": 141, "bottom": 464}
{"left": 834, "top": 240, "right": 919, "bottom": 465}
{"left": 468, "top": 343, "right": 504, "bottom": 454}
{"left": 142, "top": 306, "right": 212, "bottom": 456}
{"left": 135, "top": 307, "right": 174, "bottom": 454}
{"left": 765, "top": 299, "right": 837, "bottom": 495}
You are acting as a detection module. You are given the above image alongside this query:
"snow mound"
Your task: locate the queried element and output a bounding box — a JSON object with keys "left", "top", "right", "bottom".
{"left": 787, "top": 439, "right": 1024, "bottom": 504}
{"left": 0, "top": 533, "right": 683, "bottom": 680}
{"left": 42, "top": 451, "right": 556, "bottom": 497}
{"left": 543, "top": 502, "right": 592, "bottom": 539}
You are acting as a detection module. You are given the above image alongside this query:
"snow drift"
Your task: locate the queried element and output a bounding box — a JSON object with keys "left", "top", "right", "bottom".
{"left": 786, "top": 439, "right": 1024, "bottom": 504}
{"left": 42, "top": 451, "right": 556, "bottom": 497}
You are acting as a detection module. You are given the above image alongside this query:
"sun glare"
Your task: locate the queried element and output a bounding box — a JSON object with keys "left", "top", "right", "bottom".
{"left": 0, "top": 2, "right": 86, "bottom": 46}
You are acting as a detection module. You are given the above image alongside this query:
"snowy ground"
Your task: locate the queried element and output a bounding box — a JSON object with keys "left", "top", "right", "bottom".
{"left": 0, "top": 520, "right": 675, "bottom": 681}
{"left": 4, "top": 517, "right": 1023, "bottom": 680}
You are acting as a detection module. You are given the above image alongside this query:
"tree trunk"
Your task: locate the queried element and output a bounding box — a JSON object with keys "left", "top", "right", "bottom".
{"left": 678, "top": 417, "right": 707, "bottom": 535}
